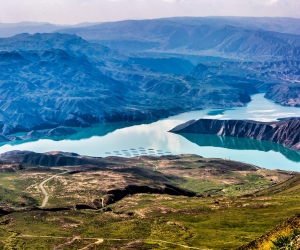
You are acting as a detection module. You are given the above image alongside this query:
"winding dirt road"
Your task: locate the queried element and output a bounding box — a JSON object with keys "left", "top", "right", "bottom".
{"left": 38, "top": 171, "right": 68, "bottom": 208}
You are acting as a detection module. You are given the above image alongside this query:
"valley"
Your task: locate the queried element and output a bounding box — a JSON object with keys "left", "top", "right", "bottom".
{"left": 0, "top": 93, "right": 299, "bottom": 171}
{"left": 0, "top": 16, "right": 299, "bottom": 250}
{"left": 0, "top": 17, "right": 300, "bottom": 137}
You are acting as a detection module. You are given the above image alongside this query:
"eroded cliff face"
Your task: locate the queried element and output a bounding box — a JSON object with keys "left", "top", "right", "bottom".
{"left": 170, "top": 118, "right": 300, "bottom": 151}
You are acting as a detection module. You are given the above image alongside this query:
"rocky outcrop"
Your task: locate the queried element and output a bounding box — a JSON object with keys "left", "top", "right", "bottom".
{"left": 170, "top": 118, "right": 300, "bottom": 151}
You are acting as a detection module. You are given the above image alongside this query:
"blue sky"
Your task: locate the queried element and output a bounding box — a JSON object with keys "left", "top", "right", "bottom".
{"left": 0, "top": 0, "right": 299, "bottom": 24}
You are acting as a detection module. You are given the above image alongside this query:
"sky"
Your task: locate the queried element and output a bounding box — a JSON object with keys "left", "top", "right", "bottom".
{"left": 0, "top": 0, "right": 299, "bottom": 25}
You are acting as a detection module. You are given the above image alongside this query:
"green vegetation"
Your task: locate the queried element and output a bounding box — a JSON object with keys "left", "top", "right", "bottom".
{"left": 271, "top": 230, "right": 300, "bottom": 250}
{"left": 1, "top": 192, "right": 300, "bottom": 249}
{"left": 0, "top": 154, "right": 299, "bottom": 249}
{"left": 272, "top": 235, "right": 292, "bottom": 249}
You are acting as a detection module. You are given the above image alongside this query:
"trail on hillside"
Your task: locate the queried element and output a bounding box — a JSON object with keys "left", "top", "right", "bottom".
{"left": 38, "top": 171, "right": 68, "bottom": 208}
{"left": 10, "top": 235, "right": 203, "bottom": 249}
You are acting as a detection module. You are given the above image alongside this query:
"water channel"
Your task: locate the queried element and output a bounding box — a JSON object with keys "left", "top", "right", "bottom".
{"left": 0, "top": 94, "right": 300, "bottom": 171}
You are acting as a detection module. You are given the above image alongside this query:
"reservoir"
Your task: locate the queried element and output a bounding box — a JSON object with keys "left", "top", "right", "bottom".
{"left": 0, "top": 94, "right": 300, "bottom": 171}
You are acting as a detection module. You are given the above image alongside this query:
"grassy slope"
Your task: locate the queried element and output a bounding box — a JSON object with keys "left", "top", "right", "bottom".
{"left": 0, "top": 154, "right": 299, "bottom": 249}
{"left": 237, "top": 174, "right": 300, "bottom": 249}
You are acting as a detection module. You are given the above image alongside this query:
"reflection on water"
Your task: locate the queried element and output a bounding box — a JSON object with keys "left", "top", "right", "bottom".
{"left": 0, "top": 120, "right": 157, "bottom": 147}
{"left": 178, "top": 133, "right": 300, "bottom": 163}
{"left": 0, "top": 94, "right": 299, "bottom": 171}
{"left": 207, "top": 109, "right": 227, "bottom": 116}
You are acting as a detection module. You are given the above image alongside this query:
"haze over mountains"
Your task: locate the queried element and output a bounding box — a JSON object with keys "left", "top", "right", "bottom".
{"left": 0, "top": 22, "right": 102, "bottom": 38}
{"left": 59, "top": 17, "right": 300, "bottom": 58}
{"left": 0, "top": 17, "right": 299, "bottom": 139}
{"left": 1, "top": 17, "right": 300, "bottom": 37}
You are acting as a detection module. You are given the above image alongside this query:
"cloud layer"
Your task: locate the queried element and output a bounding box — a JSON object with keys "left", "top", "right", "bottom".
{"left": 0, "top": 0, "right": 299, "bottom": 24}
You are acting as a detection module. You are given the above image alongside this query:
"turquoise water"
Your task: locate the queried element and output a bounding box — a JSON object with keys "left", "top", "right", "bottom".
{"left": 0, "top": 94, "right": 300, "bottom": 171}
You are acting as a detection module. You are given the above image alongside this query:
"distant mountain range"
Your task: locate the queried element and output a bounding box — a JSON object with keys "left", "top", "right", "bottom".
{"left": 0, "top": 17, "right": 299, "bottom": 138}
{"left": 1, "top": 17, "right": 300, "bottom": 38}
{"left": 1, "top": 17, "right": 300, "bottom": 58}
{"left": 0, "top": 21, "right": 102, "bottom": 38}
{"left": 58, "top": 17, "right": 300, "bottom": 58}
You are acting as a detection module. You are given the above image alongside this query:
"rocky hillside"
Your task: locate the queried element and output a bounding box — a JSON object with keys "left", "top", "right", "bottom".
{"left": 265, "top": 83, "right": 300, "bottom": 107}
{"left": 0, "top": 33, "right": 252, "bottom": 137}
{"left": 170, "top": 118, "right": 300, "bottom": 151}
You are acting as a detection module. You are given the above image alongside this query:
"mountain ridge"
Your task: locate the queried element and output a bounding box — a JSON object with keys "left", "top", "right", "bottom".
{"left": 58, "top": 18, "right": 300, "bottom": 58}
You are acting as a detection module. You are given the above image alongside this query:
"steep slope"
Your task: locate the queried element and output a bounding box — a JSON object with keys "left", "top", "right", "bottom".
{"left": 0, "top": 48, "right": 133, "bottom": 134}
{"left": 169, "top": 118, "right": 300, "bottom": 151}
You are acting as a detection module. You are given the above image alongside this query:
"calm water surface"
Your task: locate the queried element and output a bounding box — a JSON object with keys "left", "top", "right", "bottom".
{"left": 0, "top": 94, "right": 300, "bottom": 171}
